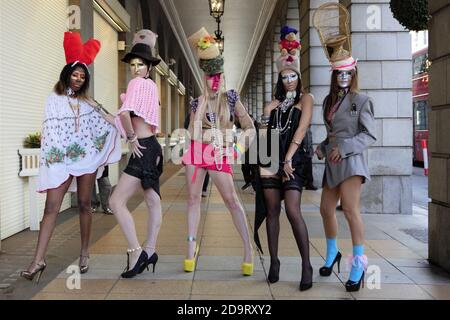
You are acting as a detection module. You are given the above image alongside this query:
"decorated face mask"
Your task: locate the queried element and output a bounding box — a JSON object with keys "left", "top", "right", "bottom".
{"left": 281, "top": 71, "right": 298, "bottom": 93}
{"left": 337, "top": 70, "right": 353, "bottom": 88}
{"left": 130, "top": 58, "right": 150, "bottom": 78}
{"left": 281, "top": 72, "right": 298, "bottom": 84}
{"left": 207, "top": 73, "right": 222, "bottom": 92}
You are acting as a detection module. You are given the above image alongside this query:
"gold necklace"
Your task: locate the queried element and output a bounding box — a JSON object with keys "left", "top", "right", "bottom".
{"left": 67, "top": 96, "right": 80, "bottom": 132}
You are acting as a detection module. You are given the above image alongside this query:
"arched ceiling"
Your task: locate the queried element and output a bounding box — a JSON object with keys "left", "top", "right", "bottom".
{"left": 160, "top": 0, "right": 278, "bottom": 92}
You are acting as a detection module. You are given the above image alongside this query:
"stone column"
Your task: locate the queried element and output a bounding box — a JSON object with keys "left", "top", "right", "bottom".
{"left": 264, "top": 42, "right": 273, "bottom": 109}
{"left": 273, "top": 23, "right": 281, "bottom": 89}
{"left": 246, "top": 85, "right": 253, "bottom": 113}
{"left": 164, "top": 79, "right": 172, "bottom": 162}
{"left": 252, "top": 70, "right": 258, "bottom": 116}
{"left": 340, "top": 0, "right": 413, "bottom": 214}
{"left": 257, "top": 59, "right": 265, "bottom": 117}
{"left": 301, "top": 0, "right": 338, "bottom": 186}
{"left": 428, "top": 2, "right": 450, "bottom": 272}
{"left": 286, "top": 0, "right": 300, "bottom": 31}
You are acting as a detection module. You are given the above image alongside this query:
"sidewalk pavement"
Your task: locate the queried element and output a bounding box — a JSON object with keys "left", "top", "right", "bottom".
{"left": 1, "top": 164, "right": 450, "bottom": 300}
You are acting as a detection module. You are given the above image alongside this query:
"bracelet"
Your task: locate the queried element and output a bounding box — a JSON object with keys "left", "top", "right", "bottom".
{"left": 283, "top": 159, "right": 293, "bottom": 164}
{"left": 260, "top": 115, "right": 270, "bottom": 125}
{"left": 291, "top": 139, "right": 301, "bottom": 146}
{"left": 127, "top": 132, "right": 137, "bottom": 142}
{"left": 234, "top": 143, "right": 245, "bottom": 155}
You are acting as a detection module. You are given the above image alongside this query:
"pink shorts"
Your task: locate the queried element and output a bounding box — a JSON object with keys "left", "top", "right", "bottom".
{"left": 182, "top": 140, "right": 234, "bottom": 183}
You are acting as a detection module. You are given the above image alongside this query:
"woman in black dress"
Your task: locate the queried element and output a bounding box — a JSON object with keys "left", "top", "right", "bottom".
{"left": 256, "top": 29, "right": 314, "bottom": 290}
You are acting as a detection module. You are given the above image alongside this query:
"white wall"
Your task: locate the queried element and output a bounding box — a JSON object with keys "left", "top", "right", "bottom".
{"left": 0, "top": 0, "right": 71, "bottom": 239}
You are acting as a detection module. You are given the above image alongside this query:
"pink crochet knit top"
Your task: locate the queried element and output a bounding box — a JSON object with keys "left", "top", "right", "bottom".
{"left": 115, "top": 77, "right": 160, "bottom": 139}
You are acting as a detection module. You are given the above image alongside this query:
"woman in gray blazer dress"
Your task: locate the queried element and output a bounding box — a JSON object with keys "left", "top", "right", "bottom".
{"left": 315, "top": 66, "right": 376, "bottom": 292}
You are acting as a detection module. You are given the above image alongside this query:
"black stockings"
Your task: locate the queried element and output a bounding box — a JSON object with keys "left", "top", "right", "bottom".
{"left": 263, "top": 185, "right": 312, "bottom": 283}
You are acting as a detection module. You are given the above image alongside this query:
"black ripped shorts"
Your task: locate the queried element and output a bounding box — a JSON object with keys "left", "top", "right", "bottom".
{"left": 124, "top": 136, "right": 163, "bottom": 198}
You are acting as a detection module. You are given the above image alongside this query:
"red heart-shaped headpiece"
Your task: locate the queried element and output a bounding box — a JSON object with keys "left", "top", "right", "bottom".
{"left": 64, "top": 32, "right": 101, "bottom": 66}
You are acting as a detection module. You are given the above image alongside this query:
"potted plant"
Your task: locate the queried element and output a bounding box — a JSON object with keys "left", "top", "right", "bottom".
{"left": 23, "top": 132, "right": 41, "bottom": 149}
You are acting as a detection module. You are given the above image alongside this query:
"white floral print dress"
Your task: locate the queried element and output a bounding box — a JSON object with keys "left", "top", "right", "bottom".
{"left": 37, "top": 93, "right": 122, "bottom": 193}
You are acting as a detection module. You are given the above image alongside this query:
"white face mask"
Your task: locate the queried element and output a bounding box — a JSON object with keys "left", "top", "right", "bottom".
{"left": 130, "top": 58, "right": 150, "bottom": 78}
{"left": 281, "top": 72, "right": 298, "bottom": 84}
{"left": 337, "top": 71, "right": 353, "bottom": 88}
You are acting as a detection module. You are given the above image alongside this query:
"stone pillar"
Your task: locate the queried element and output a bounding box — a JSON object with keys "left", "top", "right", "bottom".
{"left": 164, "top": 80, "right": 172, "bottom": 161}
{"left": 428, "top": 2, "right": 450, "bottom": 272}
{"left": 273, "top": 23, "right": 281, "bottom": 89}
{"left": 264, "top": 42, "right": 273, "bottom": 109}
{"left": 252, "top": 70, "right": 258, "bottom": 116}
{"left": 257, "top": 59, "right": 264, "bottom": 117}
{"left": 301, "top": 0, "right": 338, "bottom": 186}
{"left": 246, "top": 85, "right": 253, "bottom": 113}
{"left": 340, "top": 0, "right": 413, "bottom": 214}
{"left": 286, "top": 0, "right": 300, "bottom": 31}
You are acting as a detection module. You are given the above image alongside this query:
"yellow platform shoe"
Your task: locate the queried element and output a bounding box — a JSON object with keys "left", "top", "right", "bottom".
{"left": 242, "top": 262, "right": 254, "bottom": 276}
{"left": 184, "top": 239, "right": 199, "bottom": 272}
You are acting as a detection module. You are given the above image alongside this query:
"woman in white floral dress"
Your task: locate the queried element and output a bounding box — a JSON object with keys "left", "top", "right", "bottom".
{"left": 20, "top": 32, "right": 121, "bottom": 282}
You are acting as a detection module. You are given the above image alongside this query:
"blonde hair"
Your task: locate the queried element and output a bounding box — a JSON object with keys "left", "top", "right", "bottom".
{"left": 197, "top": 73, "right": 231, "bottom": 130}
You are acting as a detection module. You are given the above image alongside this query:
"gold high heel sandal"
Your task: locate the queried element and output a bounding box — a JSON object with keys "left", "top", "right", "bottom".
{"left": 184, "top": 236, "right": 199, "bottom": 272}
{"left": 20, "top": 261, "right": 47, "bottom": 284}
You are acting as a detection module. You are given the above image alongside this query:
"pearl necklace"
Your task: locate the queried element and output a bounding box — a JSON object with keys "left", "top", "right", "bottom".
{"left": 273, "top": 94, "right": 297, "bottom": 135}
{"left": 207, "top": 97, "right": 223, "bottom": 171}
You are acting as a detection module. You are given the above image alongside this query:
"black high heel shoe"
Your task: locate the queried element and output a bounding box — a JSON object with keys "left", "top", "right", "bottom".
{"left": 319, "top": 251, "right": 342, "bottom": 276}
{"left": 299, "top": 265, "right": 313, "bottom": 291}
{"left": 345, "top": 271, "right": 365, "bottom": 292}
{"left": 79, "top": 255, "right": 90, "bottom": 274}
{"left": 121, "top": 248, "right": 148, "bottom": 279}
{"left": 139, "top": 252, "right": 159, "bottom": 273}
{"left": 267, "top": 258, "right": 280, "bottom": 284}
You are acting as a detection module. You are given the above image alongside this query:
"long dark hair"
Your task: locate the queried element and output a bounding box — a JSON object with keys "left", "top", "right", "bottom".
{"left": 325, "top": 67, "right": 359, "bottom": 112}
{"left": 274, "top": 71, "right": 305, "bottom": 105}
{"left": 54, "top": 63, "right": 91, "bottom": 99}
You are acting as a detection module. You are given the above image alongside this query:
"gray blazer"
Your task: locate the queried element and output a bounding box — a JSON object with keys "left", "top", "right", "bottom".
{"left": 319, "top": 92, "right": 377, "bottom": 189}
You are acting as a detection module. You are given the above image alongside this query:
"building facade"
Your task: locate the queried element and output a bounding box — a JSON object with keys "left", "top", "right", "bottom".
{"left": 241, "top": 0, "right": 413, "bottom": 215}
{"left": 0, "top": 0, "right": 199, "bottom": 247}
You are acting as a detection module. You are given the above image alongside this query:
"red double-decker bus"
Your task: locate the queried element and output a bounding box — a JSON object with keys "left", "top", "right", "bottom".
{"left": 412, "top": 47, "right": 430, "bottom": 165}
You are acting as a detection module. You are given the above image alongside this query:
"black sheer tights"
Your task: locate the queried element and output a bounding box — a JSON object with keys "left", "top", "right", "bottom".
{"left": 262, "top": 184, "right": 312, "bottom": 284}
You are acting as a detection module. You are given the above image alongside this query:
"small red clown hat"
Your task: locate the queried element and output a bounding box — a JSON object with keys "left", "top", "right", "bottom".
{"left": 64, "top": 32, "right": 101, "bottom": 66}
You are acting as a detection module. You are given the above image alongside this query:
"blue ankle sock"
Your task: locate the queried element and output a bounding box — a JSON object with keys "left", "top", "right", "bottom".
{"left": 324, "top": 238, "right": 339, "bottom": 268}
{"left": 349, "top": 244, "right": 366, "bottom": 282}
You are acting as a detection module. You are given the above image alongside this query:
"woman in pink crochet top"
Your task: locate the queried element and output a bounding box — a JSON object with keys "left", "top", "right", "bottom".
{"left": 89, "top": 30, "right": 163, "bottom": 278}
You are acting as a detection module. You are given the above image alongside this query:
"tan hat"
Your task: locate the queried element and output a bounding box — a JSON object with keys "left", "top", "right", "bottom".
{"left": 187, "top": 27, "right": 221, "bottom": 61}
{"left": 313, "top": 3, "right": 357, "bottom": 71}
